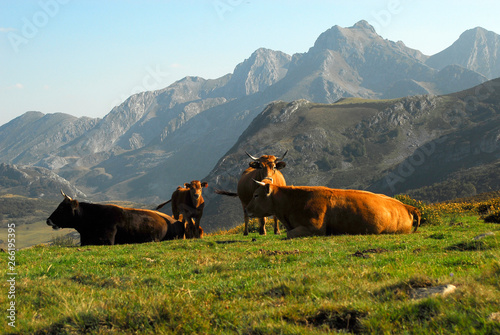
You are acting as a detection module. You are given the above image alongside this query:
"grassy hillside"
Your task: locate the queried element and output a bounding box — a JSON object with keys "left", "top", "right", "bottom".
{"left": 2, "top": 202, "right": 499, "bottom": 334}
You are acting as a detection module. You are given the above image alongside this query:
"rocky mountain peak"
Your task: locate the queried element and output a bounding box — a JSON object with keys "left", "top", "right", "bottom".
{"left": 426, "top": 26, "right": 500, "bottom": 79}
{"left": 224, "top": 47, "right": 291, "bottom": 97}
{"left": 311, "top": 20, "right": 380, "bottom": 54}
{"left": 353, "top": 20, "right": 377, "bottom": 33}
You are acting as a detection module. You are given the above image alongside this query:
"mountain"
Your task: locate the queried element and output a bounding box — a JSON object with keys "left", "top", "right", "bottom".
{"left": 0, "top": 21, "right": 499, "bottom": 212}
{"left": 427, "top": 27, "right": 500, "bottom": 79}
{"left": 201, "top": 78, "right": 500, "bottom": 232}
{"left": 0, "top": 112, "right": 99, "bottom": 168}
{"left": 219, "top": 48, "right": 291, "bottom": 98}
{"left": 0, "top": 163, "right": 85, "bottom": 199}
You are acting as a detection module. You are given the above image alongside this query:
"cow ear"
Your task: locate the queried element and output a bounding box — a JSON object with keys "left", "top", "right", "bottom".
{"left": 265, "top": 183, "right": 272, "bottom": 196}
{"left": 201, "top": 182, "right": 208, "bottom": 188}
{"left": 276, "top": 161, "right": 286, "bottom": 170}
{"left": 70, "top": 200, "right": 80, "bottom": 216}
{"left": 249, "top": 161, "right": 261, "bottom": 169}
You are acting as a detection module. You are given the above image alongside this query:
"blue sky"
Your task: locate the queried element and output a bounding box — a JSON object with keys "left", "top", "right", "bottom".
{"left": 1, "top": 0, "right": 500, "bottom": 127}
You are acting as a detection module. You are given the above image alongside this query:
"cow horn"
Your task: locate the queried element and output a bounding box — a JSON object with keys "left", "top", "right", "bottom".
{"left": 60, "top": 190, "right": 72, "bottom": 201}
{"left": 276, "top": 150, "right": 288, "bottom": 161}
{"left": 245, "top": 151, "right": 259, "bottom": 161}
{"left": 253, "top": 179, "right": 266, "bottom": 186}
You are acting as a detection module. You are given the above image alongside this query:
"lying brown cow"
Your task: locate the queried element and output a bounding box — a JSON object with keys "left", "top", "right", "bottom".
{"left": 156, "top": 180, "right": 208, "bottom": 238}
{"left": 162, "top": 214, "right": 204, "bottom": 240}
{"left": 163, "top": 218, "right": 186, "bottom": 240}
{"left": 47, "top": 191, "right": 170, "bottom": 246}
{"left": 246, "top": 181, "right": 420, "bottom": 239}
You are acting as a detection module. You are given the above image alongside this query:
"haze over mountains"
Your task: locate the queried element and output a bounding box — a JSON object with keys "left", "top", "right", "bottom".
{"left": 1, "top": 21, "right": 500, "bottom": 231}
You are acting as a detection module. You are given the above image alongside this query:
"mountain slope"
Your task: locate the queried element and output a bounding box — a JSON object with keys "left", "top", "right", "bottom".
{"left": 0, "top": 163, "right": 85, "bottom": 199}
{"left": 0, "top": 112, "right": 99, "bottom": 168}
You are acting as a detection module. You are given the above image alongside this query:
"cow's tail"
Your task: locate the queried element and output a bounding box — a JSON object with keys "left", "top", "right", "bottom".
{"left": 156, "top": 199, "right": 172, "bottom": 210}
{"left": 408, "top": 206, "right": 421, "bottom": 233}
{"left": 214, "top": 189, "right": 238, "bottom": 197}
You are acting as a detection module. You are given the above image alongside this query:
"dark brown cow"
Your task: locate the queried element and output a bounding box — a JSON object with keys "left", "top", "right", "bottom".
{"left": 161, "top": 215, "right": 205, "bottom": 240}
{"left": 246, "top": 181, "right": 421, "bottom": 239}
{"left": 163, "top": 218, "right": 186, "bottom": 240}
{"left": 156, "top": 180, "right": 208, "bottom": 238}
{"left": 47, "top": 191, "right": 170, "bottom": 246}
{"left": 217, "top": 151, "right": 287, "bottom": 236}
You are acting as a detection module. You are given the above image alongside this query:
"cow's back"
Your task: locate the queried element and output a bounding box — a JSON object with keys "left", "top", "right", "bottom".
{"left": 107, "top": 206, "right": 169, "bottom": 244}
{"left": 268, "top": 186, "right": 415, "bottom": 236}
{"left": 324, "top": 190, "right": 415, "bottom": 234}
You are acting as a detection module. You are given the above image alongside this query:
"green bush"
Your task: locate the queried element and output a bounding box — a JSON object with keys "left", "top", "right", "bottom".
{"left": 51, "top": 234, "right": 78, "bottom": 247}
{"left": 342, "top": 139, "right": 366, "bottom": 158}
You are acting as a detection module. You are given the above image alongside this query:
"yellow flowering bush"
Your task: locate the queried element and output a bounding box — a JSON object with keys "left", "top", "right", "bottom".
{"left": 395, "top": 194, "right": 442, "bottom": 225}
{"left": 432, "top": 197, "right": 500, "bottom": 215}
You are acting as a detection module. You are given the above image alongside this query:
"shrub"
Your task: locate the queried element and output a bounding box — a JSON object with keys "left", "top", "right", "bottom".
{"left": 482, "top": 210, "right": 500, "bottom": 224}
{"left": 342, "top": 139, "right": 366, "bottom": 158}
{"left": 51, "top": 234, "right": 78, "bottom": 247}
{"left": 395, "top": 194, "right": 442, "bottom": 225}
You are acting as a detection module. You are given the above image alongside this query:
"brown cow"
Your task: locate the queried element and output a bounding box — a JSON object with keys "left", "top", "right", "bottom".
{"left": 163, "top": 218, "right": 186, "bottom": 240}
{"left": 216, "top": 151, "right": 287, "bottom": 236}
{"left": 162, "top": 216, "right": 205, "bottom": 240}
{"left": 246, "top": 181, "right": 420, "bottom": 239}
{"left": 156, "top": 180, "right": 207, "bottom": 238}
{"left": 47, "top": 191, "right": 170, "bottom": 246}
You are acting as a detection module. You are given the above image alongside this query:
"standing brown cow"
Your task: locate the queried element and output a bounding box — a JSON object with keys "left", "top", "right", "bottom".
{"left": 246, "top": 181, "right": 421, "bottom": 239}
{"left": 216, "top": 151, "right": 287, "bottom": 235}
{"left": 156, "top": 180, "right": 208, "bottom": 238}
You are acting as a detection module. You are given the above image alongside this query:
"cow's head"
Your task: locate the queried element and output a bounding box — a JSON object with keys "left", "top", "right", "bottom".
{"left": 46, "top": 190, "right": 80, "bottom": 230}
{"left": 246, "top": 180, "right": 275, "bottom": 218}
{"left": 246, "top": 150, "right": 287, "bottom": 183}
{"left": 185, "top": 180, "right": 208, "bottom": 207}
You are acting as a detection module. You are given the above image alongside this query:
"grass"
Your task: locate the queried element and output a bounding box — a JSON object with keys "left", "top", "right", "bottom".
{"left": 2, "top": 212, "right": 500, "bottom": 334}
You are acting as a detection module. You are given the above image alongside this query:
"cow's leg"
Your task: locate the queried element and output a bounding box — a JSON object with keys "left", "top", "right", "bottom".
{"left": 286, "top": 226, "right": 316, "bottom": 239}
{"left": 185, "top": 217, "right": 196, "bottom": 239}
{"left": 273, "top": 216, "right": 280, "bottom": 235}
{"left": 79, "top": 234, "right": 90, "bottom": 246}
{"left": 181, "top": 219, "right": 188, "bottom": 239}
{"left": 101, "top": 226, "right": 118, "bottom": 245}
{"left": 259, "top": 217, "right": 266, "bottom": 235}
{"left": 194, "top": 217, "right": 201, "bottom": 238}
{"left": 243, "top": 209, "right": 250, "bottom": 236}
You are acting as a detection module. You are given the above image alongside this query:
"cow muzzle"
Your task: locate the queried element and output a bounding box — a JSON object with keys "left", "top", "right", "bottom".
{"left": 245, "top": 208, "right": 256, "bottom": 218}
{"left": 46, "top": 219, "right": 60, "bottom": 230}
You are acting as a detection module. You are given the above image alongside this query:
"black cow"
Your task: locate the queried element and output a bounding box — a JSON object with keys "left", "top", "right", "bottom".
{"left": 47, "top": 191, "right": 170, "bottom": 246}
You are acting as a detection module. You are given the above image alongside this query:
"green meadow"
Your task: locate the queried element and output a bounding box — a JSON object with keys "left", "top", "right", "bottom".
{"left": 2, "top": 206, "right": 500, "bottom": 334}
